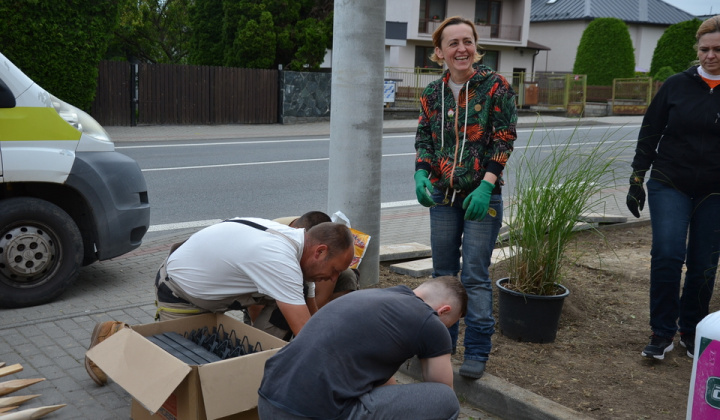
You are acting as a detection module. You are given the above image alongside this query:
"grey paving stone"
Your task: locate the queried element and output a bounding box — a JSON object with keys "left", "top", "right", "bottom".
{"left": 577, "top": 213, "right": 627, "bottom": 224}
{"left": 379, "top": 242, "right": 432, "bottom": 261}
{"left": 389, "top": 246, "right": 518, "bottom": 278}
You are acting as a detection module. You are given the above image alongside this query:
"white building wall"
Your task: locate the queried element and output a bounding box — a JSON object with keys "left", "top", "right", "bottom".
{"left": 386, "top": 0, "right": 531, "bottom": 73}
{"left": 530, "top": 21, "right": 669, "bottom": 74}
{"left": 529, "top": 21, "right": 587, "bottom": 73}
{"left": 627, "top": 24, "right": 667, "bottom": 72}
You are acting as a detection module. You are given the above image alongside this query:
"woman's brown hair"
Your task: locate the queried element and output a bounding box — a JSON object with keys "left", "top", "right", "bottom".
{"left": 429, "top": 16, "right": 484, "bottom": 65}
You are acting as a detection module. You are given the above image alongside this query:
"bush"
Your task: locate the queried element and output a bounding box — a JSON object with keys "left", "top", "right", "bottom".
{"left": 0, "top": 0, "right": 120, "bottom": 111}
{"left": 654, "top": 66, "right": 676, "bottom": 82}
{"left": 650, "top": 19, "right": 702, "bottom": 77}
{"left": 503, "top": 126, "right": 631, "bottom": 295}
{"left": 573, "top": 18, "right": 635, "bottom": 86}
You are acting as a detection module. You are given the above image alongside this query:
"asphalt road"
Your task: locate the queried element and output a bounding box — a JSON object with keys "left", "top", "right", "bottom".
{"left": 117, "top": 123, "right": 641, "bottom": 239}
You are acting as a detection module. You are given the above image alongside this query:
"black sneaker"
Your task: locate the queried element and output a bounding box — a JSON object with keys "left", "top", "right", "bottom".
{"left": 641, "top": 334, "right": 674, "bottom": 360}
{"left": 680, "top": 334, "right": 695, "bottom": 358}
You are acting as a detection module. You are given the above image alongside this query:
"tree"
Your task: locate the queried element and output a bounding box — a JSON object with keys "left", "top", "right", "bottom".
{"left": 228, "top": 11, "right": 277, "bottom": 68}
{"left": 188, "top": 0, "right": 224, "bottom": 65}
{"left": 649, "top": 19, "right": 702, "bottom": 77}
{"left": 573, "top": 18, "right": 635, "bottom": 86}
{"left": 105, "top": 0, "right": 192, "bottom": 64}
{"left": 0, "top": 0, "right": 121, "bottom": 110}
{"left": 188, "top": 0, "right": 333, "bottom": 70}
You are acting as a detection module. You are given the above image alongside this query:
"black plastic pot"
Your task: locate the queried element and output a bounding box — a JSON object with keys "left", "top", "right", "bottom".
{"left": 496, "top": 277, "right": 570, "bottom": 343}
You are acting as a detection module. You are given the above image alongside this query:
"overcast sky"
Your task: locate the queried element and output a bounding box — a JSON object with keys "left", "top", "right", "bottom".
{"left": 662, "top": 0, "right": 715, "bottom": 16}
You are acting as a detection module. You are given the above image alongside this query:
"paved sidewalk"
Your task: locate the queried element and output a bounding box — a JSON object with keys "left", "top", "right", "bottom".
{"left": 0, "top": 114, "right": 645, "bottom": 420}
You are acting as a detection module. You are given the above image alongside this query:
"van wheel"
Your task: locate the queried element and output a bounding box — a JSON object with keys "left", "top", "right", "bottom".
{"left": 0, "top": 197, "right": 83, "bottom": 308}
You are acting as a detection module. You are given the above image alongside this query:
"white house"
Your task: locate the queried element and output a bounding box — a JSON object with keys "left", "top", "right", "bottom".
{"left": 383, "top": 0, "right": 697, "bottom": 78}
{"left": 528, "top": 0, "right": 695, "bottom": 73}
{"left": 385, "top": 0, "right": 548, "bottom": 79}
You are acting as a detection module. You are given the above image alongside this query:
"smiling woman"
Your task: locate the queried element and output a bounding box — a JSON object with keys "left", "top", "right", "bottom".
{"left": 414, "top": 15, "right": 518, "bottom": 380}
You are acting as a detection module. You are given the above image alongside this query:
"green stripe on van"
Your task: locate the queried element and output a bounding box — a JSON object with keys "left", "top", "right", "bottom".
{"left": 0, "top": 107, "right": 82, "bottom": 141}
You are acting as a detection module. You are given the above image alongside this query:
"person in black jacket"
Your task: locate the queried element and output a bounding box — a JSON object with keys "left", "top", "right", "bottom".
{"left": 628, "top": 15, "right": 720, "bottom": 360}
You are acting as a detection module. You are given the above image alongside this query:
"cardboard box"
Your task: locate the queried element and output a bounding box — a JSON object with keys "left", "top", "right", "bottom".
{"left": 87, "top": 313, "right": 286, "bottom": 420}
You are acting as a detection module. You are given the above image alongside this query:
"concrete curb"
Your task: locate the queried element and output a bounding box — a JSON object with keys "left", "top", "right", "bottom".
{"left": 399, "top": 357, "right": 594, "bottom": 420}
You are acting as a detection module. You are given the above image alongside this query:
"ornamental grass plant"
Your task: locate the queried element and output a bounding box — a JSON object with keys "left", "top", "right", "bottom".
{"left": 501, "top": 125, "right": 631, "bottom": 296}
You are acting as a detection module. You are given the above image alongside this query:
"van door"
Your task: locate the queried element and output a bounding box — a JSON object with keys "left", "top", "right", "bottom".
{"left": 0, "top": 76, "right": 13, "bottom": 177}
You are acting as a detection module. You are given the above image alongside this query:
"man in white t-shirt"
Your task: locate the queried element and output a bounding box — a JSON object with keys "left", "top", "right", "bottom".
{"left": 249, "top": 212, "right": 360, "bottom": 339}
{"left": 85, "top": 218, "right": 353, "bottom": 387}
{"left": 154, "top": 218, "right": 354, "bottom": 336}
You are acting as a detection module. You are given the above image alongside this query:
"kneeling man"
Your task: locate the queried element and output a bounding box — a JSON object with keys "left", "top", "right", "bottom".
{"left": 258, "top": 276, "right": 467, "bottom": 420}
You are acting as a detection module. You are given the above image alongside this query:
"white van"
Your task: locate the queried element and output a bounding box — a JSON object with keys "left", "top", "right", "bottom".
{"left": 0, "top": 52, "right": 150, "bottom": 307}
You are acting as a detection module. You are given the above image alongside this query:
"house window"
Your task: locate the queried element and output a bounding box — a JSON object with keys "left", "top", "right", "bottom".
{"left": 480, "top": 50, "right": 498, "bottom": 70}
{"left": 420, "top": 0, "right": 447, "bottom": 32}
{"left": 475, "top": 0, "right": 501, "bottom": 37}
{"left": 415, "top": 46, "right": 442, "bottom": 69}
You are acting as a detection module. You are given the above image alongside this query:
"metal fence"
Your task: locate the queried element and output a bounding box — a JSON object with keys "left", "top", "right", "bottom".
{"left": 384, "top": 67, "right": 443, "bottom": 108}
{"left": 383, "top": 67, "right": 587, "bottom": 112}
{"left": 611, "top": 77, "right": 653, "bottom": 115}
{"left": 382, "top": 67, "right": 666, "bottom": 117}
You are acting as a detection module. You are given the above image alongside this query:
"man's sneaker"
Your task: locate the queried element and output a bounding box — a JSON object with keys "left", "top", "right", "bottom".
{"left": 85, "top": 321, "right": 129, "bottom": 386}
{"left": 459, "top": 359, "right": 486, "bottom": 379}
{"left": 680, "top": 334, "right": 695, "bottom": 358}
{"left": 641, "top": 334, "right": 674, "bottom": 360}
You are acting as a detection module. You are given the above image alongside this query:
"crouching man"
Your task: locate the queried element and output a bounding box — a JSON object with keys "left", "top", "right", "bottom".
{"left": 258, "top": 276, "right": 467, "bottom": 420}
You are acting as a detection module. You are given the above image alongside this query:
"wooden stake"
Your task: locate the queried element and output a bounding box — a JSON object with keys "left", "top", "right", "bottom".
{"left": 0, "top": 395, "right": 40, "bottom": 409}
{"left": 0, "top": 365, "right": 22, "bottom": 379}
{"left": 0, "top": 406, "right": 18, "bottom": 413}
{"left": 0, "top": 379, "right": 45, "bottom": 397}
{"left": 0, "top": 404, "right": 66, "bottom": 419}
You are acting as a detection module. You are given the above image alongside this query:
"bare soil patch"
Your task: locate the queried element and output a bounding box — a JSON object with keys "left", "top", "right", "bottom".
{"left": 376, "top": 221, "right": 717, "bottom": 419}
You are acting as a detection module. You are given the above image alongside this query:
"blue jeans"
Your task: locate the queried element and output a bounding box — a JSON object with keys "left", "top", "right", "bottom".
{"left": 258, "top": 383, "right": 459, "bottom": 420}
{"left": 429, "top": 189, "right": 503, "bottom": 361}
{"left": 647, "top": 179, "right": 720, "bottom": 338}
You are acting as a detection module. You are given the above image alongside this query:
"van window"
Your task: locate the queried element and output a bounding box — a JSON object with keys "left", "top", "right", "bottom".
{"left": 0, "top": 78, "right": 15, "bottom": 108}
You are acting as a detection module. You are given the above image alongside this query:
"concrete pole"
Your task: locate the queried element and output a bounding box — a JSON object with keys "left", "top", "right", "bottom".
{"left": 328, "top": 0, "right": 386, "bottom": 288}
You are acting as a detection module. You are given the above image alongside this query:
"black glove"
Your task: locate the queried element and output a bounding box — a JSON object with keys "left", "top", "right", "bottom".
{"left": 626, "top": 172, "right": 646, "bottom": 218}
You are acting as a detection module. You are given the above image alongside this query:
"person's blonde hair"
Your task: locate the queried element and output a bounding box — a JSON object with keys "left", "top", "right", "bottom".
{"left": 696, "top": 15, "right": 720, "bottom": 41}
{"left": 429, "top": 16, "right": 484, "bottom": 65}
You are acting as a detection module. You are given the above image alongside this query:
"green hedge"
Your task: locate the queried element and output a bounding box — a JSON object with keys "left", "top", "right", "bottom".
{"left": 649, "top": 19, "right": 702, "bottom": 77}
{"left": 0, "top": 0, "right": 120, "bottom": 110}
{"left": 573, "top": 18, "right": 635, "bottom": 86}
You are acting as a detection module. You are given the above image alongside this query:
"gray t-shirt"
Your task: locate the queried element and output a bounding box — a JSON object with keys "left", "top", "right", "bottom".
{"left": 258, "top": 285, "right": 452, "bottom": 419}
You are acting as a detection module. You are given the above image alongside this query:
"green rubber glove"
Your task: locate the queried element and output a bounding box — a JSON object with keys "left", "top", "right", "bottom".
{"left": 463, "top": 180, "right": 495, "bottom": 221}
{"left": 414, "top": 170, "right": 435, "bottom": 207}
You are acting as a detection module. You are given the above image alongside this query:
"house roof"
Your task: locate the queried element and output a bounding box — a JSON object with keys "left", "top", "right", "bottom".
{"left": 527, "top": 40, "right": 552, "bottom": 50}
{"left": 530, "top": 0, "right": 695, "bottom": 25}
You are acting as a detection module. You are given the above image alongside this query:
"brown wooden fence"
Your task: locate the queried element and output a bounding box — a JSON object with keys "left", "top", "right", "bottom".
{"left": 92, "top": 61, "right": 132, "bottom": 126}
{"left": 91, "top": 61, "right": 278, "bottom": 126}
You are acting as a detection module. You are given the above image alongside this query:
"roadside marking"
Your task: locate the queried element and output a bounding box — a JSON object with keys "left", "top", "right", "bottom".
{"left": 382, "top": 200, "right": 418, "bottom": 208}
{"left": 117, "top": 138, "right": 330, "bottom": 149}
{"left": 118, "top": 125, "right": 640, "bottom": 150}
{"left": 141, "top": 138, "right": 636, "bottom": 172}
{"left": 142, "top": 157, "right": 328, "bottom": 172}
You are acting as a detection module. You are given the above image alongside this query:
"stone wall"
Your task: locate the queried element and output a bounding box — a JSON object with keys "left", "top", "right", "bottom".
{"left": 279, "top": 71, "right": 332, "bottom": 124}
